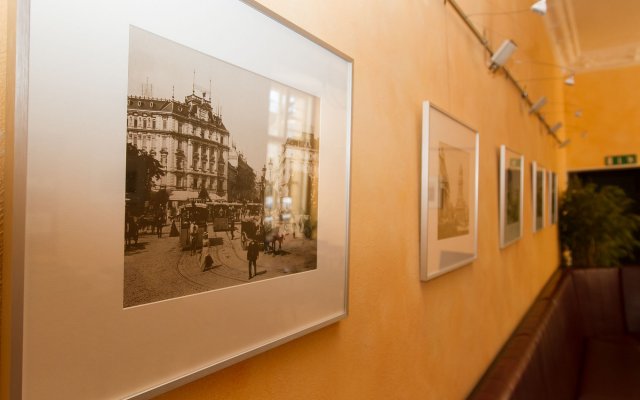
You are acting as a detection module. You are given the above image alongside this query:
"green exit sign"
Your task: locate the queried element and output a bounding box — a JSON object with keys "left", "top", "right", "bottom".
{"left": 605, "top": 154, "right": 637, "bottom": 166}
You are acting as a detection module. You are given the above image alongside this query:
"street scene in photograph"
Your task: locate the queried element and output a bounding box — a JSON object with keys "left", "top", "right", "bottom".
{"left": 124, "top": 27, "right": 319, "bottom": 307}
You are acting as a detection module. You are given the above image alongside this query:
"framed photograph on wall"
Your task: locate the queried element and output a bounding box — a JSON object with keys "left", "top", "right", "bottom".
{"left": 532, "top": 162, "right": 546, "bottom": 232}
{"left": 548, "top": 171, "right": 558, "bottom": 225}
{"left": 499, "top": 146, "right": 524, "bottom": 248}
{"left": 420, "top": 102, "right": 479, "bottom": 281}
{"left": 10, "top": 1, "right": 352, "bottom": 399}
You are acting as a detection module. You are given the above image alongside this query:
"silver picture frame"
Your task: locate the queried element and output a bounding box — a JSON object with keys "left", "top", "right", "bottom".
{"left": 8, "top": 1, "right": 352, "bottom": 399}
{"left": 420, "top": 102, "right": 479, "bottom": 281}
{"left": 499, "top": 145, "right": 524, "bottom": 248}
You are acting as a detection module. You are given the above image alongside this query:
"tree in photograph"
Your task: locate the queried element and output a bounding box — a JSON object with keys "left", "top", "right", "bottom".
{"left": 125, "top": 143, "right": 166, "bottom": 214}
{"left": 150, "top": 188, "right": 170, "bottom": 210}
{"left": 199, "top": 187, "right": 211, "bottom": 202}
{"left": 560, "top": 177, "right": 640, "bottom": 267}
{"left": 236, "top": 155, "right": 257, "bottom": 202}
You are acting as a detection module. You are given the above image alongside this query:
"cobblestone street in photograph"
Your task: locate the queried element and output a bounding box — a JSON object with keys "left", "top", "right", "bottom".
{"left": 124, "top": 221, "right": 316, "bottom": 307}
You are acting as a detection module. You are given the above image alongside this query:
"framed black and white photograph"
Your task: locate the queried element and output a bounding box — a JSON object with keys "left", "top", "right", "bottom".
{"left": 11, "top": 1, "right": 352, "bottom": 399}
{"left": 548, "top": 171, "right": 558, "bottom": 225}
{"left": 420, "top": 102, "right": 479, "bottom": 281}
{"left": 124, "top": 26, "right": 323, "bottom": 307}
{"left": 499, "top": 146, "right": 524, "bottom": 248}
{"left": 532, "top": 161, "right": 546, "bottom": 232}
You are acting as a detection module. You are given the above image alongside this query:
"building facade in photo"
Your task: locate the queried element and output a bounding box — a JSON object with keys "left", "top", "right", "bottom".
{"left": 126, "top": 91, "right": 230, "bottom": 207}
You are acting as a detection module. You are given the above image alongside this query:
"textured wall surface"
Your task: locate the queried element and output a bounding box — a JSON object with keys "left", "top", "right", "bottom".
{"left": 1, "top": 1, "right": 564, "bottom": 399}
{"left": 564, "top": 65, "right": 640, "bottom": 171}
{"left": 0, "top": 0, "right": 8, "bottom": 373}
{"left": 0, "top": 0, "right": 8, "bottom": 398}
{"left": 155, "top": 0, "right": 563, "bottom": 399}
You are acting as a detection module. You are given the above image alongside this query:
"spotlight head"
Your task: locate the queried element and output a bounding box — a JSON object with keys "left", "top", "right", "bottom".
{"left": 489, "top": 40, "right": 518, "bottom": 71}
{"left": 564, "top": 74, "right": 575, "bottom": 86}
{"left": 529, "top": 96, "right": 548, "bottom": 114}
{"left": 550, "top": 122, "right": 563, "bottom": 133}
{"left": 531, "top": 0, "right": 547, "bottom": 16}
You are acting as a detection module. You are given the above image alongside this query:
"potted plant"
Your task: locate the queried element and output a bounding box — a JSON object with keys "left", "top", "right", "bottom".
{"left": 559, "top": 177, "right": 640, "bottom": 267}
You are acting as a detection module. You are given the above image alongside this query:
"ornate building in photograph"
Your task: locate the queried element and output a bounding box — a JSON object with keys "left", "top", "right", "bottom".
{"left": 278, "top": 131, "right": 319, "bottom": 235}
{"left": 126, "top": 91, "right": 230, "bottom": 206}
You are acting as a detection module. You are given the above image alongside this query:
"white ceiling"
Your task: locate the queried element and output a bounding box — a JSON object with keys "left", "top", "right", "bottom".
{"left": 547, "top": 0, "right": 640, "bottom": 71}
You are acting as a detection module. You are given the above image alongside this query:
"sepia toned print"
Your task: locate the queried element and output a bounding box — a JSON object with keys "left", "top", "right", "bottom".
{"left": 124, "top": 27, "right": 320, "bottom": 307}
{"left": 506, "top": 157, "right": 521, "bottom": 225}
{"left": 550, "top": 172, "right": 558, "bottom": 224}
{"left": 536, "top": 170, "right": 544, "bottom": 229}
{"left": 437, "top": 141, "right": 470, "bottom": 240}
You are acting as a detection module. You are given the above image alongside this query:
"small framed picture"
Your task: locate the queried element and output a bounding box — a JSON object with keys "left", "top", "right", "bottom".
{"left": 548, "top": 171, "right": 558, "bottom": 225}
{"left": 499, "top": 146, "right": 524, "bottom": 248}
{"left": 420, "top": 102, "right": 479, "bottom": 281}
{"left": 532, "top": 161, "right": 546, "bottom": 232}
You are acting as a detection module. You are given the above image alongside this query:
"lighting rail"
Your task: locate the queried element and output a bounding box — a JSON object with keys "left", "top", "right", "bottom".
{"left": 444, "top": 0, "right": 563, "bottom": 144}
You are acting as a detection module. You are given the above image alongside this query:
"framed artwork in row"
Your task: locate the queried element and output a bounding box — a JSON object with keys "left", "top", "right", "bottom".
{"left": 10, "top": 1, "right": 352, "bottom": 399}
{"left": 532, "top": 161, "right": 546, "bottom": 232}
{"left": 499, "top": 146, "right": 524, "bottom": 248}
{"left": 420, "top": 102, "right": 479, "bottom": 281}
{"left": 548, "top": 171, "right": 558, "bottom": 225}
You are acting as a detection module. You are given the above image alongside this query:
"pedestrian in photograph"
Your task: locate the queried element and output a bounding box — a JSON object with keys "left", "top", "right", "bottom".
{"left": 271, "top": 226, "right": 282, "bottom": 256}
{"left": 263, "top": 222, "right": 273, "bottom": 254}
{"left": 169, "top": 217, "right": 179, "bottom": 237}
{"left": 156, "top": 213, "right": 164, "bottom": 238}
{"left": 202, "top": 253, "right": 214, "bottom": 272}
{"left": 247, "top": 240, "right": 259, "bottom": 279}
{"left": 202, "top": 230, "right": 209, "bottom": 251}
{"left": 229, "top": 212, "right": 235, "bottom": 240}
{"left": 126, "top": 214, "right": 139, "bottom": 248}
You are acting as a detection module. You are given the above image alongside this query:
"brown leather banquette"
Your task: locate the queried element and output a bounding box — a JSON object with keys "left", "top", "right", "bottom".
{"left": 468, "top": 267, "right": 640, "bottom": 400}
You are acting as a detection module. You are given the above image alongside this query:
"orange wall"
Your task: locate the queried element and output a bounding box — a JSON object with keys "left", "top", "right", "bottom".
{"left": 155, "top": 1, "right": 563, "bottom": 399}
{"left": 564, "top": 65, "right": 640, "bottom": 171}
{"left": 1, "top": 1, "right": 564, "bottom": 399}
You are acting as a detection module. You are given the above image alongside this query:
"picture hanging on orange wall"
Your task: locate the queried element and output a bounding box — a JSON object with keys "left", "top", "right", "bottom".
{"left": 420, "top": 102, "right": 479, "bottom": 281}
{"left": 499, "top": 145, "right": 525, "bottom": 248}
{"left": 548, "top": 171, "right": 558, "bottom": 225}
{"left": 12, "top": 1, "right": 352, "bottom": 399}
{"left": 124, "top": 26, "right": 321, "bottom": 308}
{"left": 532, "top": 161, "right": 547, "bottom": 232}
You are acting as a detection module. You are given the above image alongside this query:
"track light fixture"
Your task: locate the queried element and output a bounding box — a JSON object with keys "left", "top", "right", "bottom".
{"left": 445, "top": 0, "right": 561, "bottom": 139}
{"left": 558, "top": 138, "right": 571, "bottom": 148}
{"left": 467, "top": 0, "right": 548, "bottom": 17}
{"left": 490, "top": 40, "right": 518, "bottom": 71}
{"left": 549, "top": 122, "right": 563, "bottom": 134}
{"left": 529, "top": 96, "right": 547, "bottom": 114}
{"left": 517, "top": 73, "right": 576, "bottom": 86}
{"left": 564, "top": 74, "right": 575, "bottom": 86}
{"left": 530, "top": 0, "right": 547, "bottom": 16}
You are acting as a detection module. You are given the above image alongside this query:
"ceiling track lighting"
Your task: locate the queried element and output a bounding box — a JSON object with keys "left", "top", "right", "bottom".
{"left": 444, "top": 0, "right": 562, "bottom": 143}
{"left": 517, "top": 74, "right": 576, "bottom": 86}
{"left": 466, "top": 0, "right": 547, "bottom": 17}
{"left": 490, "top": 40, "right": 518, "bottom": 71}
{"left": 531, "top": 0, "right": 547, "bottom": 16}
{"left": 549, "top": 122, "right": 563, "bottom": 134}
{"left": 564, "top": 74, "right": 575, "bottom": 86}
{"left": 558, "top": 139, "right": 571, "bottom": 148}
{"left": 529, "top": 96, "right": 547, "bottom": 114}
